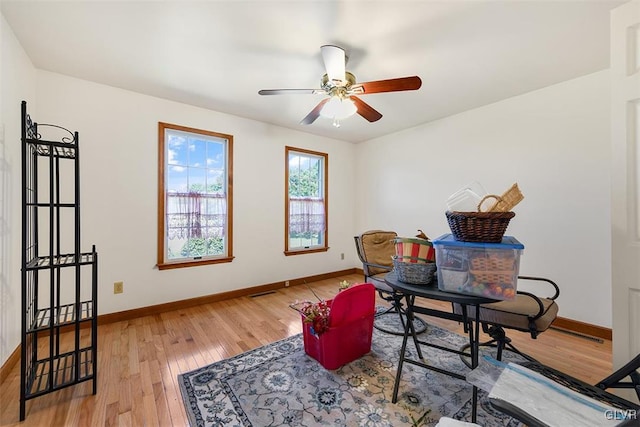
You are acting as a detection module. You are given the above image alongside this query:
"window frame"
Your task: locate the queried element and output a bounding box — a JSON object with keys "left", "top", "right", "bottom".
{"left": 284, "top": 146, "right": 329, "bottom": 256}
{"left": 157, "top": 122, "right": 234, "bottom": 270}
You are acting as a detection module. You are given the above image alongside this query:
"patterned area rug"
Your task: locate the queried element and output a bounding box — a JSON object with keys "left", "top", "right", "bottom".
{"left": 178, "top": 323, "right": 523, "bottom": 427}
{"left": 373, "top": 307, "right": 428, "bottom": 336}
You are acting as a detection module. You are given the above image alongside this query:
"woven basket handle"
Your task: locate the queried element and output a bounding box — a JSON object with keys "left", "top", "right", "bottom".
{"left": 477, "top": 194, "right": 503, "bottom": 212}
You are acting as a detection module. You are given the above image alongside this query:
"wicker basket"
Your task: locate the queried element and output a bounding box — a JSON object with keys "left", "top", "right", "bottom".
{"left": 393, "top": 237, "right": 435, "bottom": 263}
{"left": 393, "top": 257, "right": 436, "bottom": 285}
{"left": 487, "top": 183, "right": 524, "bottom": 212}
{"left": 470, "top": 256, "right": 515, "bottom": 271}
{"left": 446, "top": 210, "right": 515, "bottom": 243}
{"left": 469, "top": 270, "right": 516, "bottom": 285}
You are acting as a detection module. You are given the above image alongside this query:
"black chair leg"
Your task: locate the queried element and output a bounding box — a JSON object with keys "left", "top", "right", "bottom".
{"left": 596, "top": 354, "right": 640, "bottom": 401}
{"left": 485, "top": 326, "right": 538, "bottom": 363}
{"left": 374, "top": 293, "right": 428, "bottom": 336}
{"left": 460, "top": 326, "right": 538, "bottom": 368}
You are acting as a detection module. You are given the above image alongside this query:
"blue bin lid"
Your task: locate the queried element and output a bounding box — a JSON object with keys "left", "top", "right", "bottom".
{"left": 432, "top": 233, "right": 524, "bottom": 249}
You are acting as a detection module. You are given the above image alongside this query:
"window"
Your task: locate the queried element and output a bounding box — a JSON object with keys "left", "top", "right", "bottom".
{"left": 285, "top": 146, "right": 328, "bottom": 255}
{"left": 157, "top": 122, "right": 233, "bottom": 269}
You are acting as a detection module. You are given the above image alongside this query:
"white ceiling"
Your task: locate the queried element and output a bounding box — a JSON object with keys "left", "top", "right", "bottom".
{"left": 2, "top": 0, "right": 623, "bottom": 143}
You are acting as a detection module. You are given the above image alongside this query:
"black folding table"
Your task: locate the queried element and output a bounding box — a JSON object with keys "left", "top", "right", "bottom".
{"left": 385, "top": 271, "right": 497, "bottom": 423}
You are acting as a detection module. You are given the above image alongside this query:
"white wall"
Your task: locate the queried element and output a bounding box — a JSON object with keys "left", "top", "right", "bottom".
{"left": 33, "top": 71, "right": 357, "bottom": 320}
{"left": 0, "top": 14, "right": 613, "bottom": 368}
{"left": 0, "top": 14, "right": 37, "bottom": 367}
{"left": 355, "top": 70, "right": 612, "bottom": 327}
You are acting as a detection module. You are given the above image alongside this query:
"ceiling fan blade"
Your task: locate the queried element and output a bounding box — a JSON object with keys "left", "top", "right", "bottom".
{"left": 353, "top": 76, "right": 422, "bottom": 94}
{"left": 321, "top": 45, "right": 346, "bottom": 83}
{"left": 300, "top": 98, "right": 330, "bottom": 125}
{"left": 258, "top": 89, "right": 320, "bottom": 95}
{"left": 350, "top": 96, "right": 383, "bottom": 122}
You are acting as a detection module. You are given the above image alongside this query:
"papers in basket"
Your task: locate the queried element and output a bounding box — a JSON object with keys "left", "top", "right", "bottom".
{"left": 474, "top": 358, "right": 629, "bottom": 427}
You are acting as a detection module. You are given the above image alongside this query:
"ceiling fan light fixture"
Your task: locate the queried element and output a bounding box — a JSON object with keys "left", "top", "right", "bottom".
{"left": 319, "top": 97, "right": 357, "bottom": 121}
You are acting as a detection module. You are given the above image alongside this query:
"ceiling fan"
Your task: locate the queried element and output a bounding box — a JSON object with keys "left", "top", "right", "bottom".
{"left": 258, "top": 45, "right": 422, "bottom": 127}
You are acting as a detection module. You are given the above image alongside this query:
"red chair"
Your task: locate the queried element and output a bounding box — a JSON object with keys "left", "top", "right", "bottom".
{"left": 302, "top": 283, "right": 375, "bottom": 370}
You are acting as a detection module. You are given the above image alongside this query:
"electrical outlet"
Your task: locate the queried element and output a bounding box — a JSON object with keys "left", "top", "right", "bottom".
{"left": 284, "top": 280, "right": 290, "bottom": 287}
{"left": 114, "top": 281, "right": 124, "bottom": 294}
{"left": 341, "top": 253, "right": 344, "bottom": 260}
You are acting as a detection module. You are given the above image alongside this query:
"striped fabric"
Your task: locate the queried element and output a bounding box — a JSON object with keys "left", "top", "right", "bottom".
{"left": 394, "top": 238, "right": 436, "bottom": 263}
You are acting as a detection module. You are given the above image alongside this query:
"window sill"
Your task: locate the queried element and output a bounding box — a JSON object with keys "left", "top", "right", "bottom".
{"left": 157, "top": 256, "right": 234, "bottom": 270}
{"left": 284, "top": 247, "right": 329, "bottom": 256}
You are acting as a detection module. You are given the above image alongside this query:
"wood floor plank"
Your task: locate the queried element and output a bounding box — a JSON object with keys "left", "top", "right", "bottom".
{"left": 1, "top": 272, "right": 623, "bottom": 426}
{"left": 142, "top": 392, "right": 161, "bottom": 427}
{"left": 104, "top": 401, "right": 118, "bottom": 427}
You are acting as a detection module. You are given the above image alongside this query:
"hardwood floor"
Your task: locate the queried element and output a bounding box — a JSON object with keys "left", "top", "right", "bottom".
{"left": 0, "top": 273, "right": 615, "bottom": 426}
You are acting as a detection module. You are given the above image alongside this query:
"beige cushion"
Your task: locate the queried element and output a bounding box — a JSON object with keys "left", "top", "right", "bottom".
{"left": 360, "top": 230, "right": 397, "bottom": 276}
{"left": 454, "top": 295, "right": 558, "bottom": 334}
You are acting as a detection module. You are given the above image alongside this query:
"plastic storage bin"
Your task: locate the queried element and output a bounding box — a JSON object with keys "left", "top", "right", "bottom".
{"left": 302, "top": 283, "right": 375, "bottom": 370}
{"left": 432, "top": 234, "right": 524, "bottom": 301}
{"left": 446, "top": 181, "right": 488, "bottom": 212}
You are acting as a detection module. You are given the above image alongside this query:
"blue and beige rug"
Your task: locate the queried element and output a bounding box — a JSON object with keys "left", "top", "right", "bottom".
{"left": 178, "top": 322, "right": 523, "bottom": 427}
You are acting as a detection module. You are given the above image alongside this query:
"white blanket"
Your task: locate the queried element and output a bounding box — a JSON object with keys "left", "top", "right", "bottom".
{"left": 489, "top": 363, "right": 629, "bottom": 427}
{"left": 435, "top": 416, "right": 481, "bottom": 427}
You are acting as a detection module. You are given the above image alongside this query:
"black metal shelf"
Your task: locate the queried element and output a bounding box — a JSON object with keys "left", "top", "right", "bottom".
{"left": 25, "top": 252, "right": 96, "bottom": 270}
{"left": 24, "top": 348, "right": 94, "bottom": 398}
{"left": 26, "top": 141, "right": 77, "bottom": 159}
{"left": 20, "top": 101, "right": 98, "bottom": 421}
{"left": 26, "top": 301, "right": 94, "bottom": 333}
{"left": 25, "top": 202, "right": 79, "bottom": 208}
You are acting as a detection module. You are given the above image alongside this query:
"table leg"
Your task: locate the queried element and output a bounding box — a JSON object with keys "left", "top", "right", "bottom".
{"left": 460, "top": 304, "right": 480, "bottom": 424}
{"left": 471, "top": 304, "right": 481, "bottom": 424}
{"left": 406, "top": 295, "right": 424, "bottom": 360}
{"left": 392, "top": 295, "right": 414, "bottom": 403}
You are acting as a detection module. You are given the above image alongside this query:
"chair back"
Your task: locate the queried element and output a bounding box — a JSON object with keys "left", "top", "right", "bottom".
{"left": 355, "top": 230, "right": 397, "bottom": 277}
